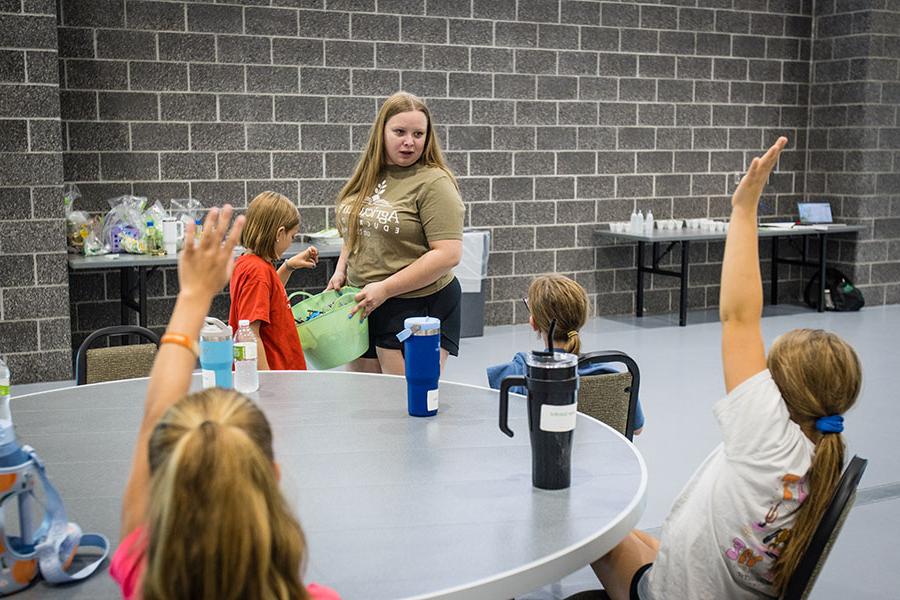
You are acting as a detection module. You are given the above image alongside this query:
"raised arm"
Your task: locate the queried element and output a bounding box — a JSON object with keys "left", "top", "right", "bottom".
{"left": 119, "top": 206, "right": 244, "bottom": 540}
{"left": 720, "top": 137, "right": 787, "bottom": 393}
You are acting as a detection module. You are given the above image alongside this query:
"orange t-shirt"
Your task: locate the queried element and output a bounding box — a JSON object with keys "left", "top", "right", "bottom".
{"left": 229, "top": 254, "right": 307, "bottom": 370}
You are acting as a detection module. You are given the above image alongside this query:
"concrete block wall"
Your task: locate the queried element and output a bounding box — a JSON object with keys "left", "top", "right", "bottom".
{"left": 806, "top": 0, "right": 900, "bottom": 304}
{"left": 60, "top": 0, "right": 829, "bottom": 351}
{"left": 0, "top": 0, "right": 895, "bottom": 379}
{"left": 0, "top": 0, "right": 71, "bottom": 382}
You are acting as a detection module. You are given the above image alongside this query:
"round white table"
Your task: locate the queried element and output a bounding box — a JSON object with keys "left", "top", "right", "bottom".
{"left": 12, "top": 371, "right": 646, "bottom": 599}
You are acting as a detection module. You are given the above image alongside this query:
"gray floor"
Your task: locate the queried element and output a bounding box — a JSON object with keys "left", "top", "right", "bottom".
{"left": 443, "top": 304, "right": 900, "bottom": 599}
{"left": 15, "top": 305, "right": 899, "bottom": 598}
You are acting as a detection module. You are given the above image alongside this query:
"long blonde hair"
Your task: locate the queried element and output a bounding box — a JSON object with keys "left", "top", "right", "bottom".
{"left": 242, "top": 191, "right": 300, "bottom": 261}
{"left": 528, "top": 275, "right": 589, "bottom": 355}
{"left": 767, "top": 329, "right": 861, "bottom": 593}
{"left": 336, "top": 91, "right": 455, "bottom": 252}
{"left": 143, "top": 389, "right": 309, "bottom": 600}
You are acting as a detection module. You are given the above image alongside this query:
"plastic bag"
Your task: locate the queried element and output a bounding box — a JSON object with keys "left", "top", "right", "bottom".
{"left": 101, "top": 195, "right": 147, "bottom": 253}
{"left": 63, "top": 184, "right": 91, "bottom": 254}
{"left": 170, "top": 198, "right": 203, "bottom": 249}
{"left": 83, "top": 218, "right": 108, "bottom": 256}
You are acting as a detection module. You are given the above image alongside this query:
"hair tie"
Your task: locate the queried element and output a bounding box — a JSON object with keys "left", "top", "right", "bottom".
{"left": 567, "top": 330, "right": 578, "bottom": 339}
{"left": 815, "top": 415, "right": 843, "bottom": 434}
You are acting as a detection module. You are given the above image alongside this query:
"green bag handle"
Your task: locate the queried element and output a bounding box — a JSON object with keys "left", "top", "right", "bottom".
{"left": 287, "top": 290, "right": 314, "bottom": 305}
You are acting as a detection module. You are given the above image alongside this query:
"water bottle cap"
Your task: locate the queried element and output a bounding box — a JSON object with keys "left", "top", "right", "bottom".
{"left": 396, "top": 316, "right": 440, "bottom": 341}
{"left": 239, "top": 319, "right": 250, "bottom": 327}
{"left": 402, "top": 316, "right": 440, "bottom": 331}
{"left": 200, "top": 317, "right": 232, "bottom": 340}
{"left": 524, "top": 351, "right": 578, "bottom": 369}
{"left": 146, "top": 220, "right": 154, "bottom": 226}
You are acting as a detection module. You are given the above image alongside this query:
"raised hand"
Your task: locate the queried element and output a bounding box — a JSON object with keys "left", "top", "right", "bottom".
{"left": 732, "top": 137, "right": 788, "bottom": 212}
{"left": 178, "top": 205, "right": 245, "bottom": 300}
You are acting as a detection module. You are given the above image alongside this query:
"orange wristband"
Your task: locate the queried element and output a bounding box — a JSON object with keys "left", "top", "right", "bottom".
{"left": 160, "top": 333, "right": 199, "bottom": 358}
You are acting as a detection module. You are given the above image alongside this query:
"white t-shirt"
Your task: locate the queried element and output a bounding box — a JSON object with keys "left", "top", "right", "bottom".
{"left": 640, "top": 370, "right": 814, "bottom": 599}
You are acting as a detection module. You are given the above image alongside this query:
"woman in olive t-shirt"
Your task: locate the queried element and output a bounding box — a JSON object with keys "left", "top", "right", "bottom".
{"left": 327, "top": 92, "right": 466, "bottom": 376}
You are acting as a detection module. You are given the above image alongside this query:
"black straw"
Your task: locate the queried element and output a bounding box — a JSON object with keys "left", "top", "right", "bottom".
{"left": 546, "top": 319, "right": 556, "bottom": 352}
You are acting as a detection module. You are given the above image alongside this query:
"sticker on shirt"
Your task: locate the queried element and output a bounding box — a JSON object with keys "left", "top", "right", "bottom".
{"left": 540, "top": 403, "right": 577, "bottom": 432}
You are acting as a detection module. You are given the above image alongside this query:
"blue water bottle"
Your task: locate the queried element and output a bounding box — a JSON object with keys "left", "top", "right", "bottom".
{"left": 199, "top": 317, "right": 233, "bottom": 389}
{"left": 396, "top": 316, "right": 441, "bottom": 417}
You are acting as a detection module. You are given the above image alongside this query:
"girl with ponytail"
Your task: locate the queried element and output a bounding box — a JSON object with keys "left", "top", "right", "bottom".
{"left": 590, "top": 137, "right": 862, "bottom": 600}
{"left": 486, "top": 274, "right": 645, "bottom": 435}
{"left": 111, "top": 205, "right": 339, "bottom": 600}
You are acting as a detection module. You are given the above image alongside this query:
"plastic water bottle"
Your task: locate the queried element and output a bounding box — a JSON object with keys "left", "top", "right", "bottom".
{"left": 0, "top": 357, "right": 36, "bottom": 540}
{"left": 233, "top": 320, "right": 259, "bottom": 394}
{"left": 629, "top": 210, "right": 638, "bottom": 233}
{"left": 645, "top": 210, "right": 654, "bottom": 233}
{"left": 0, "top": 357, "right": 12, "bottom": 446}
{"left": 144, "top": 220, "right": 164, "bottom": 256}
{"left": 635, "top": 210, "right": 644, "bottom": 234}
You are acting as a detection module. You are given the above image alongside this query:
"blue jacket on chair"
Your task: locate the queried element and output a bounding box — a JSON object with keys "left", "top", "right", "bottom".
{"left": 486, "top": 350, "right": 645, "bottom": 432}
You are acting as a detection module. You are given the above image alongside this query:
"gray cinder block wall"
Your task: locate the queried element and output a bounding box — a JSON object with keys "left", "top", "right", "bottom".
{"left": 0, "top": 0, "right": 71, "bottom": 382}
{"left": 0, "top": 0, "right": 897, "bottom": 382}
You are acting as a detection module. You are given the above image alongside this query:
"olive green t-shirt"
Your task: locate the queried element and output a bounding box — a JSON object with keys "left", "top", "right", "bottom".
{"left": 340, "top": 164, "right": 465, "bottom": 298}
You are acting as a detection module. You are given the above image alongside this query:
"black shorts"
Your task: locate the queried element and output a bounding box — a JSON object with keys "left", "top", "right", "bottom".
{"left": 362, "top": 277, "right": 461, "bottom": 358}
{"left": 630, "top": 563, "right": 653, "bottom": 600}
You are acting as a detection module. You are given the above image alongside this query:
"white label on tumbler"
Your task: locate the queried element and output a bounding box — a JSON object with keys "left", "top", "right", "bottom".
{"left": 201, "top": 369, "right": 216, "bottom": 389}
{"left": 427, "top": 388, "right": 439, "bottom": 411}
{"left": 540, "top": 403, "right": 577, "bottom": 432}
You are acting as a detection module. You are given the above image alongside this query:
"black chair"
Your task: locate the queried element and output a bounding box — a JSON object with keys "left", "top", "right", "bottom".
{"left": 75, "top": 325, "right": 160, "bottom": 385}
{"left": 560, "top": 456, "right": 868, "bottom": 600}
{"left": 577, "top": 351, "right": 641, "bottom": 441}
{"left": 780, "top": 454, "right": 868, "bottom": 600}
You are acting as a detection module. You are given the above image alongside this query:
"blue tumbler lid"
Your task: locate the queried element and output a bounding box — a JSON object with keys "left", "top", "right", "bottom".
{"left": 396, "top": 316, "right": 440, "bottom": 342}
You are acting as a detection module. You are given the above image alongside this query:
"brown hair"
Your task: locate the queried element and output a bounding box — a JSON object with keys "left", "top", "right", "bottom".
{"left": 767, "top": 329, "right": 861, "bottom": 593}
{"left": 527, "top": 275, "right": 589, "bottom": 354}
{"left": 336, "top": 91, "right": 456, "bottom": 252}
{"left": 143, "top": 389, "right": 309, "bottom": 600}
{"left": 241, "top": 191, "right": 300, "bottom": 261}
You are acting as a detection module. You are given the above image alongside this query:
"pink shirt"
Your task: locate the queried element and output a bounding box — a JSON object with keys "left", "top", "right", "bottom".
{"left": 110, "top": 526, "right": 340, "bottom": 600}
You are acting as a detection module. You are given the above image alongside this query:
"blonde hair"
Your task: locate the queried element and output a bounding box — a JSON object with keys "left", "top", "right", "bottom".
{"left": 242, "top": 191, "right": 300, "bottom": 261}
{"left": 767, "top": 329, "right": 861, "bottom": 593}
{"left": 527, "top": 275, "right": 589, "bottom": 355}
{"left": 143, "top": 389, "right": 309, "bottom": 600}
{"left": 336, "top": 91, "right": 456, "bottom": 252}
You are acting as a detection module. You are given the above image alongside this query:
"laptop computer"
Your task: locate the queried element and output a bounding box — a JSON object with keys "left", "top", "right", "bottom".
{"left": 797, "top": 202, "right": 833, "bottom": 225}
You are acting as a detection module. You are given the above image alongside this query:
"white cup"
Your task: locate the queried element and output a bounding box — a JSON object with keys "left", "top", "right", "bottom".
{"left": 162, "top": 218, "right": 185, "bottom": 255}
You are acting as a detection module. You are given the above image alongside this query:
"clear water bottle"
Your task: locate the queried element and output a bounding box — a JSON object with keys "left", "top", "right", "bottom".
{"left": 0, "top": 357, "right": 12, "bottom": 445}
{"left": 645, "top": 210, "right": 654, "bottom": 233}
{"left": 233, "top": 320, "right": 259, "bottom": 394}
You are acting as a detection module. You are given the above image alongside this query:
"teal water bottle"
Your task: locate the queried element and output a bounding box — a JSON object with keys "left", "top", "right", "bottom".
{"left": 396, "top": 317, "right": 441, "bottom": 417}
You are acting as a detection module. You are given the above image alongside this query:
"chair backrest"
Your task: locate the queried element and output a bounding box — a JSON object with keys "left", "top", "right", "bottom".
{"left": 576, "top": 351, "right": 640, "bottom": 441}
{"left": 75, "top": 326, "right": 161, "bottom": 385}
{"left": 780, "top": 455, "right": 868, "bottom": 600}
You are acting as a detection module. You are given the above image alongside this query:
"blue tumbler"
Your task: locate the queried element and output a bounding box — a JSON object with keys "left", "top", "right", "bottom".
{"left": 396, "top": 316, "right": 441, "bottom": 417}
{"left": 199, "top": 317, "right": 233, "bottom": 389}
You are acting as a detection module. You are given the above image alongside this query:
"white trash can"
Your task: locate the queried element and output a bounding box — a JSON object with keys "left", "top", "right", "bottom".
{"left": 457, "top": 229, "right": 490, "bottom": 338}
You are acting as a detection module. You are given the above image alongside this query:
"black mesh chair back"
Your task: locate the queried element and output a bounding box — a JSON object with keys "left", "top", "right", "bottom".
{"left": 75, "top": 326, "right": 160, "bottom": 385}
{"left": 780, "top": 455, "right": 868, "bottom": 600}
{"left": 577, "top": 351, "right": 641, "bottom": 441}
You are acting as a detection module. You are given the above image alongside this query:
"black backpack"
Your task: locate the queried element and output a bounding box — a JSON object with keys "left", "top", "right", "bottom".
{"left": 804, "top": 268, "right": 865, "bottom": 311}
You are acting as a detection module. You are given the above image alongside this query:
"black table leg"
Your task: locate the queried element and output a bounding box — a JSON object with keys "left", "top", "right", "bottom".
{"left": 636, "top": 242, "right": 644, "bottom": 318}
{"left": 138, "top": 266, "right": 148, "bottom": 327}
{"left": 771, "top": 236, "right": 779, "bottom": 305}
{"left": 679, "top": 241, "right": 689, "bottom": 327}
{"left": 818, "top": 234, "right": 827, "bottom": 313}
{"left": 119, "top": 267, "right": 129, "bottom": 326}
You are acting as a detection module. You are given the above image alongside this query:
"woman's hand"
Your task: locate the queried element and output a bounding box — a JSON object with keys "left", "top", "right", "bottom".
{"left": 326, "top": 269, "right": 346, "bottom": 292}
{"left": 349, "top": 281, "right": 389, "bottom": 321}
{"left": 286, "top": 245, "right": 319, "bottom": 271}
{"left": 178, "top": 205, "right": 245, "bottom": 300}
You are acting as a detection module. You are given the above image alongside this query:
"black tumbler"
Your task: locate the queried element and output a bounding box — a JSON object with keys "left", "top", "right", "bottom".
{"left": 498, "top": 351, "right": 579, "bottom": 490}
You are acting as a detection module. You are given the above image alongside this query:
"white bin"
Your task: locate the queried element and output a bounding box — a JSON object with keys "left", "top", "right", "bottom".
{"left": 457, "top": 229, "right": 490, "bottom": 338}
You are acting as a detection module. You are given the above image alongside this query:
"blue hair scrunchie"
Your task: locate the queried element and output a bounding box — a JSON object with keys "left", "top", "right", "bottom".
{"left": 816, "top": 415, "right": 844, "bottom": 434}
